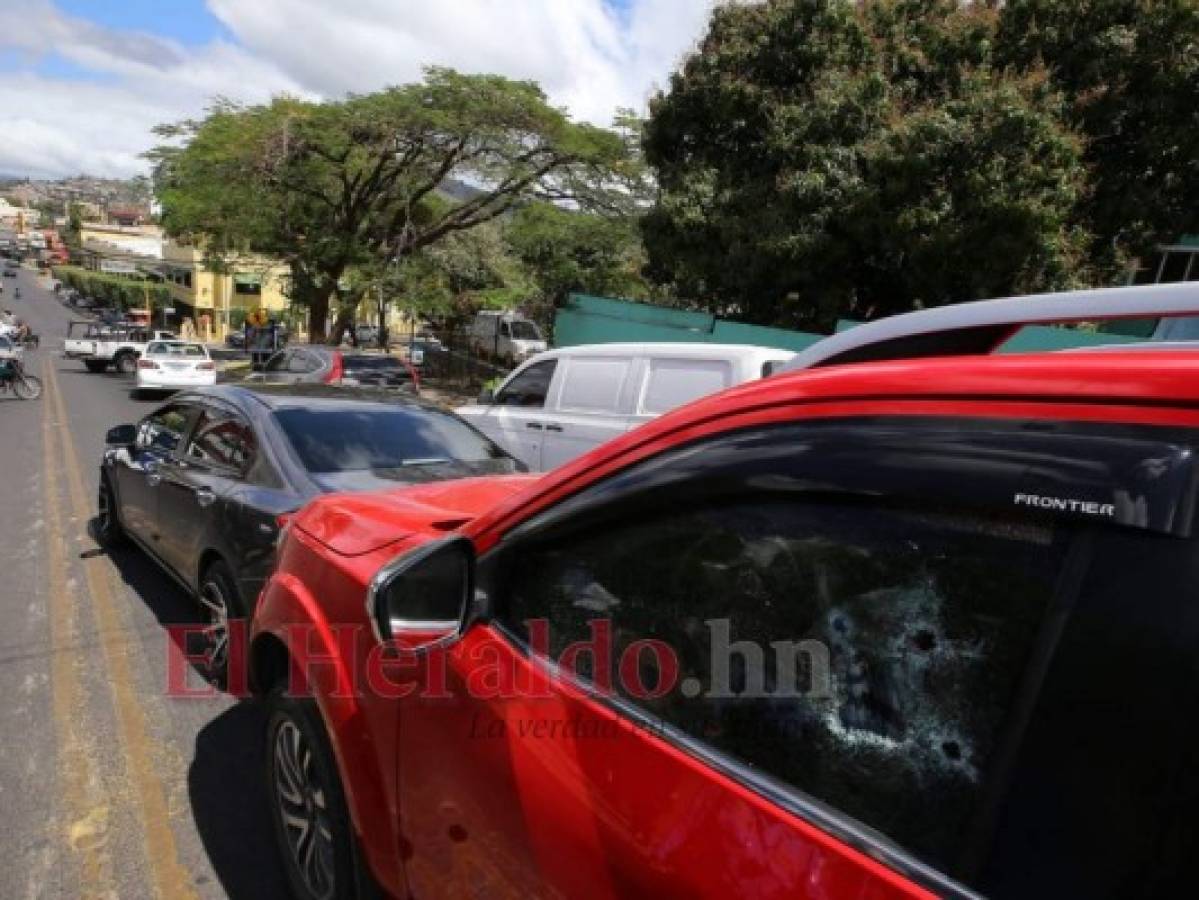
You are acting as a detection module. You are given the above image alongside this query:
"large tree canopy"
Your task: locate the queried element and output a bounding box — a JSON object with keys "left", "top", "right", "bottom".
{"left": 149, "top": 68, "right": 633, "bottom": 340}
{"left": 642, "top": 0, "right": 1196, "bottom": 329}
{"left": 995, "top": 0, "right": 1199, "bottom": 267}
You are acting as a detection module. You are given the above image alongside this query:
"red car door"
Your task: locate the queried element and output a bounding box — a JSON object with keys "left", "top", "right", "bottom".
{"left": 388, "top": 417, "right": 1088, "bottom": 899}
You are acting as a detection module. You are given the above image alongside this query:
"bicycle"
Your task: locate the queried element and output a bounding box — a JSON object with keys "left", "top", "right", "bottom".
{"left": 0, "top": 357, "right": 42, "bottom": 400}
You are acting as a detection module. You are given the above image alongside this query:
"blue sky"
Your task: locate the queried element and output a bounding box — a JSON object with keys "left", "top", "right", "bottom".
{"left": 57, "top": 0, "right": 228, "bottom": 46}
{"left": 0, "top": 0, "right": 714, "bottom": 179}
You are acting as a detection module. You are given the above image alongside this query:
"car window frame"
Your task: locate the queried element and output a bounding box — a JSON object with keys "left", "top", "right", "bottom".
{"left": 263, "top": 350, "right": 290, "bottom": 373}
{"left": 136, "top": 402, "right": 200, "bottom": 458}
{"left": 494, "top": 358, "right": 558, "bottom": 408}
{"left": 555, "top": 354, "right": 634, "bottom": 415}
{"left": 473, "top": 415, "right": 1199, "bottom": 899}
{"left": 286, "top": 351, "right": 311, "bottom": 374}
{"left": 183, "top": 401, "right": 258, "bottom": 476}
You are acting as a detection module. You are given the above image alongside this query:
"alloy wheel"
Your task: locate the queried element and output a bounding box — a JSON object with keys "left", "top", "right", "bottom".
{"left": 197, "top": 579, "right": 230, "bottom": 676}
{"left": 98, "top": 483, "right": 113, "bottom": 536}
{"left": 273, "top": 720, "right": 336, "bottom": 899}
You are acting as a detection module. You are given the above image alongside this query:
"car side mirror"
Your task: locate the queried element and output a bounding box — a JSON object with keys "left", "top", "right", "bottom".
{"left": 477, "top": 387, "right": 495, "bottom": 405}
{"left": 105, "top": 424, "right": 137, "bottom": 447}
{"left": 368, "top": 537, "right": 474, "bottom": 653}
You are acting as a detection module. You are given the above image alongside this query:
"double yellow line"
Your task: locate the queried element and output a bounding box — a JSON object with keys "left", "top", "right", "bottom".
{"left": 41, "top": 361, "right": 197, "bottom": 900}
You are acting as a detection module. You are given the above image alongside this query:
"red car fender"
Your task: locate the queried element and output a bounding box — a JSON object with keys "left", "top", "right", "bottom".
{"left": 253, "top": 567, "right": 406, "bottom": 897}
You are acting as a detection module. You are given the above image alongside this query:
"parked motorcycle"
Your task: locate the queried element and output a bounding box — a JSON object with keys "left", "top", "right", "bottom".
{"left": 0, "top": 357, "right": 42, "bottom": 400}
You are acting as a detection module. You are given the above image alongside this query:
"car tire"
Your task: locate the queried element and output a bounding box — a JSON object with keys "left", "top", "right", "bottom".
{"left": 84, "top": 360, "right": 107, "bottom": 373}
{"left": 96, "top": 475, "right": 127, "bottom": 547}
{"left": 265, "top": 685, "right": 359, "bottom": 900}
{"left": 196, "top": 559, "right": 246, "bottom": 690}
{"left": 115, "top": 353, "right": 137, "bottom": 375}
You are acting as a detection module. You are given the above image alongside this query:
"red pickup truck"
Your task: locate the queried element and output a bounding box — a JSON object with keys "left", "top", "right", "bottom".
{"left": 249, "top": 282, "right": 1199, "bottom": 900}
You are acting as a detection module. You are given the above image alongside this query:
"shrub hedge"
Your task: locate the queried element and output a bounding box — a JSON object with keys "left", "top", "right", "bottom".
{"left": 51, "top": 265, "right": 172, "bottom": 311}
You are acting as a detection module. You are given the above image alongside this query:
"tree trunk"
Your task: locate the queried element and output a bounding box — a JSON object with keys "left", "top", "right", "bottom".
{"left": 307, "top": 293, "right": 331, "bottom": 343}
{"left": 293, "top": 262, "right": 342, "bottom": 343}
{"left": 328, "top": 303, "right": 357, "bottom": 346}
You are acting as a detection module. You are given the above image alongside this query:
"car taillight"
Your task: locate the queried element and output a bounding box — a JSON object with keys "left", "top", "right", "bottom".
{"left": 405, "top": 360, "right": 421, "bottom": 392}
{"left": 196, "top": 361, "right": 215, "bottom": 370}
{"left": 137, "top": 359, "right": 158, "bottom": 369}
{"left": 324, "top": 351, "right": 344, "bottom": 384}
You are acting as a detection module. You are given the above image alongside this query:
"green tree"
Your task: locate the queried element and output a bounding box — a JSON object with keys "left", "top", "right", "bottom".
{"left": 505, "top": 202, "right": 653, "bottom": 320}
{"left": 388, "top": 219, "right": 533, "bottom": 327}
{"left": 642, "top": 0, "right": 1090, "bottom": 329}
{"left": 149, "top": 68, "right": 632, "bottom": 341}
{"left": 995, "top": 0, "right": 1199, "bottom": 267}
{"left": 66, "top": 203, "right": 83, "bottom": 243}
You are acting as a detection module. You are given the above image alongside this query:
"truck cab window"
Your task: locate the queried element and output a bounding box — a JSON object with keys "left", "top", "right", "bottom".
{"left": 495, "top": 359, "right": 557, "bottom": 408}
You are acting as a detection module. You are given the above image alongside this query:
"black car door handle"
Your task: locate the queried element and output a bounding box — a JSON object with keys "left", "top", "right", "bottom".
{"left": 545, "top": 424, "right": 563, "bottom": 433}
{"left": 526, "top": 422, "right": 543, "bottom": 430}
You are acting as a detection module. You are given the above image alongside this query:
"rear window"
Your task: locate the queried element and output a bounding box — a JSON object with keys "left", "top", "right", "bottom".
{"left": 342, "top": 355, "right": 405, "bottom": 372}
{"left": 274, "top": 405, "right": 510, "bottom": 473}
{"left": 147, "top": 342, "right": 206, "bottom": 356}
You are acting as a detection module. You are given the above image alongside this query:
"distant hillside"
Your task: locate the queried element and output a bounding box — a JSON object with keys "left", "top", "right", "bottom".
{"left": 438, "top": 177, "right": 485, "bottom": 203}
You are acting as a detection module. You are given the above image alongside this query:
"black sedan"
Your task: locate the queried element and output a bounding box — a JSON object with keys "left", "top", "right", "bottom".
{"left": 97, "top": 384, "right": 524, "bottom": 684}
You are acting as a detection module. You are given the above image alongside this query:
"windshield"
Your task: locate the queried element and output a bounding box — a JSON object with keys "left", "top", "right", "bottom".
{"left": 274, "top": 405, "right": 514, "bottom": 474}
{"left": 510, "top": 321, "right": 541, "bottom": 341}
{"left": 342, "top": 355, "right": 402, "bottom": 370}
{"left": 147, "top": 342, "right": 206, "bottom": 356}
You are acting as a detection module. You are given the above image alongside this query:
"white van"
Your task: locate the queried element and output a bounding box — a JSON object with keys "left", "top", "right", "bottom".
{"left": 456, "top": 343, "right": 795, "bottom": 471}
{"left": 468, "top": 311, "right": 547, "bottom": 365}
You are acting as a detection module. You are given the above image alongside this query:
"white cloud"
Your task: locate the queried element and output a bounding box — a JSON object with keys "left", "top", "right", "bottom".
{"left": 0, "top": 0, "right": 715, "bottom": 179}
{"left": 207, "top": 0, "right": 716, "bottom": 123}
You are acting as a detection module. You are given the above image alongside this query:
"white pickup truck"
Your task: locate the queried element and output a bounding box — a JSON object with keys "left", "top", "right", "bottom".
{"left": 64, "top": 321, "right": 178, "bottom": 374}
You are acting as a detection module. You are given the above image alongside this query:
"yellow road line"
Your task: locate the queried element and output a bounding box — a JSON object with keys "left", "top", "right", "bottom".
{"left": 41, "top": 358, "right": 118, "bottom": 898}
{"left": 44, "top": 362, "right": 198, "bottom": 900}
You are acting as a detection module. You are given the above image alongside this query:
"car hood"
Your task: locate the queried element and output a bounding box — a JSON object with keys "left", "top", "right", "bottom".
{"left": 295, "top": 473, "right": 541, "bottom": 556}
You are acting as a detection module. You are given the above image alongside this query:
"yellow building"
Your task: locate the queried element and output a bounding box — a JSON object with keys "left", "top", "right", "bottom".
{"left": 160, "top": 239, "right": 292, "bottom": 340}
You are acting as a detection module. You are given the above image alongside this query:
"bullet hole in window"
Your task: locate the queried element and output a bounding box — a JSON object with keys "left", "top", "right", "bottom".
{"left": 911, "top": 629, "right": 937, "bottom": 652}
{"left": 942, "top": 740, "right": 962, "bottom": 761}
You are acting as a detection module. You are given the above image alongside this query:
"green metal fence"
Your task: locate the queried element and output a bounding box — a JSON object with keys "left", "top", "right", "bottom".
{"left": 554, "top": 294, "right": 824, "bottom": 351}
{"left": 555, "top": 293, "right": 1150, "bottom": 356}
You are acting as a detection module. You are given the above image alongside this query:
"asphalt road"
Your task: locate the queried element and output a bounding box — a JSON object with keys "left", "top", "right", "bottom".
{"left": 0, "top": 265, "right": 290, "bottom": 899}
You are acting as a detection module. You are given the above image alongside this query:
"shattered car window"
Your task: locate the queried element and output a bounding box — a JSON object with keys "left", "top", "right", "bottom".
{"left": 503, "top": 498, "right": 1066, "bottom": 872}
